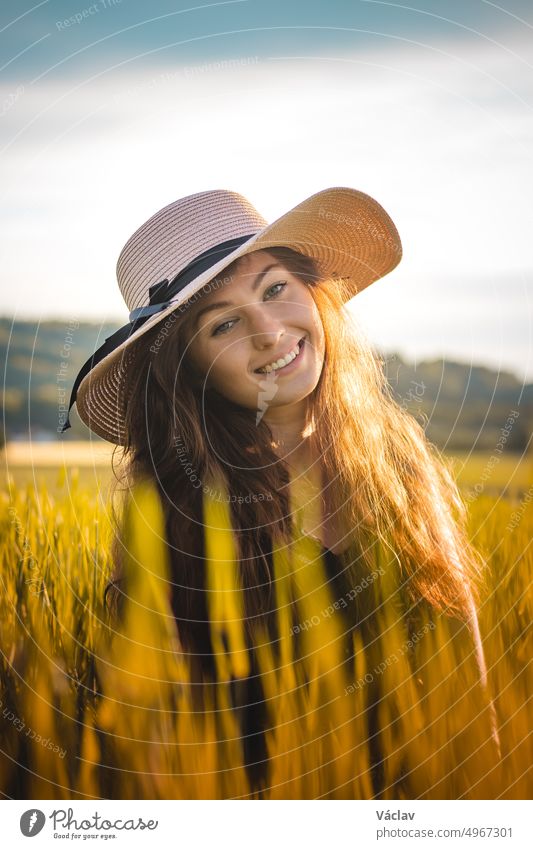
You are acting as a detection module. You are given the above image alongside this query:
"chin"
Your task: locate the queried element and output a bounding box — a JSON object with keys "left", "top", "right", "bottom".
{"left": 278, "top": 380, "right": 318, "bottom": 402}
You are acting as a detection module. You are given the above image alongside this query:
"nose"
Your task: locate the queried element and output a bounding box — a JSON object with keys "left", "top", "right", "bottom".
{"left": 248, "top": 307, "right": 285, "bottom": 349}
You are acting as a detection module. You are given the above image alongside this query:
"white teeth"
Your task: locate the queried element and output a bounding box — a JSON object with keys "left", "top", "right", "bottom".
{"left": 257, "top": 341, "right": 301, "bottom": 374}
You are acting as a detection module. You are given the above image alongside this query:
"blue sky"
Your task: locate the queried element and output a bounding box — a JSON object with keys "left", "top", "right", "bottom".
{"left": 4, "top": 1, "right": 530, "bottom": 79}
{"left": 1, "top": 0, "right": 532, "bottom": 380}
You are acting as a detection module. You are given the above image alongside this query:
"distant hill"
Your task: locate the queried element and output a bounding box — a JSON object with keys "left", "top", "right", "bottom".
{"left": 382, "top": 354, "right": 532, "bottom": 452}
{"left": 1, "top": 317, "right": 531, "bottom": 452}
{"left": 1, "top": 318, "right": 123, "bottom": 445}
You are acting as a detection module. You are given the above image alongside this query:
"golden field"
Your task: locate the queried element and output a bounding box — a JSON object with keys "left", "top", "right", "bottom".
{"left": 0, "top": 443, "right": 531, "bottom": 799}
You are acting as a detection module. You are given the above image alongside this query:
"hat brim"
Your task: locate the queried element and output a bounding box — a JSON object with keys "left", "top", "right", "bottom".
{"left": 75, "top": 186, "right": 402, "bottom": 444}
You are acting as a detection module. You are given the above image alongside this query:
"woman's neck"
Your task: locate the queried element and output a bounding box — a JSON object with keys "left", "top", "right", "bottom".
{"left": 264, "top": 398, "right": 315, "bottom": 469}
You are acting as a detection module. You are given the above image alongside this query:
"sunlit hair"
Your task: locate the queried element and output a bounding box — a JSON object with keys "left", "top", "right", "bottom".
{"left": 105, "top": 246, "right": 486, "bottom": 681}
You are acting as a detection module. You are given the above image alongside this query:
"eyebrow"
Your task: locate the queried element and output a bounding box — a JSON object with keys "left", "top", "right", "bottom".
{"left": 193, "top": 263, "right": 282, "bottom": 330}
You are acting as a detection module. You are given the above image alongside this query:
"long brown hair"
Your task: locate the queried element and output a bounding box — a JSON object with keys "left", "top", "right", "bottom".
{"left": 105, "top": 246, "right": 486, "bottom": 682}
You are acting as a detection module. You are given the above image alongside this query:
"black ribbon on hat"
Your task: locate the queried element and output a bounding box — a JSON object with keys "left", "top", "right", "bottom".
{"left": 59, "top": 233, "right": 257, "bottom": 434}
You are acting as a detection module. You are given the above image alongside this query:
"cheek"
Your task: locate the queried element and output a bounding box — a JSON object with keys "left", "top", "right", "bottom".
{"left": 185, "top": 346, "right": 207, "bottom": 379}
{"left": 308, "top": 305, "right": 325, "bottom": 351}
{"left": 184, "top": 342, "right": 216, "bottom": 392}
{"left": 206, "top": 346, "right": 244, "bottom": 388}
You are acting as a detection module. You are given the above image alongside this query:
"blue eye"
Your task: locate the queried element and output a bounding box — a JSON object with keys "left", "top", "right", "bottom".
{"left": 211, "top": 318, "right": 236, "bottom": 336}
{"left": 265, "top": 281, "right": 287, "bottom": 299}
{"left": 211, "top": 281, "right": 287, "bottom": 336}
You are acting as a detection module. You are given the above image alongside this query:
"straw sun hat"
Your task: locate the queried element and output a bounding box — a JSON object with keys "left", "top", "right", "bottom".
{"left": 60, "top": 187, "right": 402, "bottom": 445}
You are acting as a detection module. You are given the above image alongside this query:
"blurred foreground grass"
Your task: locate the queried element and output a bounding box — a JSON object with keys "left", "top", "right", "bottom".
{"left": 0, "top": 447, "right": 531, "bottom": 799}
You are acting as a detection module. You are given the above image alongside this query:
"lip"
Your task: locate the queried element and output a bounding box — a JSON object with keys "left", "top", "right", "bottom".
{"left": 254, "top": 336, "right": 306, "bottom": 376}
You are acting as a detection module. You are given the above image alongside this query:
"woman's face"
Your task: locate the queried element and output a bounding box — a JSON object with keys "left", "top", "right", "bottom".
{"left": 183, "top": 250, "right": 326, "bottom": 417}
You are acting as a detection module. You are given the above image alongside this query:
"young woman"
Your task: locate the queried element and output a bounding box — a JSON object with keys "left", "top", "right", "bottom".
{"left": 62, "top": 188, "right": 501, "bottom": 797}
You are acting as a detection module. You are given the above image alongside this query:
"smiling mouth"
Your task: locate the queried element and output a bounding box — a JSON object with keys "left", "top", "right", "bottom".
{"left": 254, "top": 336, "right": 306, "bottom": 374}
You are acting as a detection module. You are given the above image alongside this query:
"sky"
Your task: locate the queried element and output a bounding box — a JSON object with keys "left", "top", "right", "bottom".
{"left": 1, "top": 0, "right": 532, "bottom": 380}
